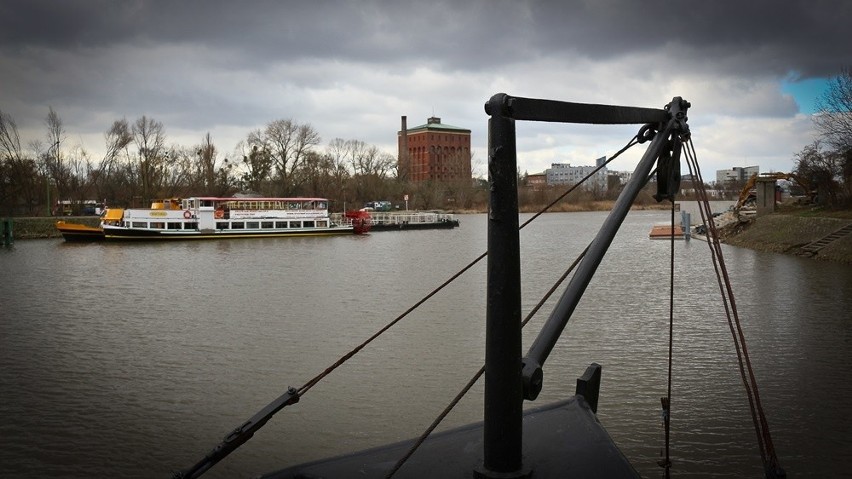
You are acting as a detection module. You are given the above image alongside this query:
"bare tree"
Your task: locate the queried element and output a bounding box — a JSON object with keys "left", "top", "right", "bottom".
{"left": 160, "top": 145, "right": 194, "bottom": 198}
{"left": 132, "top": 115, "right": 167, "bottom": 203}
{"left": 814, "top": 68, "right": 852, "bottom": 152}
{"left": 260, "top": 119, "right": 321, "bottom": 194}
{"left": 96, "top": 119, "right": 133, "bottom": 203}
{"left": 237, "top": 138, "right": 274, "bottom": 195}
{"left": 324, "top": 138, "right": 355, "bottom": 207}
{"left": 197, "top": 132, "right": 217, "bottom": 193}
{"left": 329, "top": 138, "right": 394, "bottom": 178}
{"left": 44, "top": 107, "right": 71, "bottom": 202}
{"left": 811, "top": 68, "right": 852, "bottom": 205}
{"left": 0, "top": 109, "right": 23, "bottom": 161}
{"left": 794, "top": 141, "right": 845, "bottom": 205}
{"left": 0, "top": 109, "right": 38, "bottom": 215}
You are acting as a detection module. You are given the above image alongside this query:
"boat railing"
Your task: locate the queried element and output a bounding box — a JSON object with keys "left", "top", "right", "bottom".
{"left": 371, "top": 212, "right": 455, "bottom": 225}
{"left": 332, "top": 211, "right": 456, "bottom": 226}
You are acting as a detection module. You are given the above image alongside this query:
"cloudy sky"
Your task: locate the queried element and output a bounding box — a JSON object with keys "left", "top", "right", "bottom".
{"left": 1, "top": 0, "right": 848, "bottom": 179}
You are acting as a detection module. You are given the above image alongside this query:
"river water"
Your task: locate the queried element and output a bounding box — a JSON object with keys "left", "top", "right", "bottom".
{"left": 1, "top": 209, "right": 850, "bottom": 478}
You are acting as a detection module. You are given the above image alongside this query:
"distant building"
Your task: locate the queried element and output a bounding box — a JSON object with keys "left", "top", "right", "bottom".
{"left": 610, "top": 170, "right": 633, "bottom": 185}
{"left": 545, "top": 157, "right": 608, "bottom": 192}
{"left": 525, "top": 172, "right": 547, "bottom": 190}
{"left": 716, "top": 166, "right": 759, "bottom": 184}
{"left": 398, "top": 116, "right": 472, "bottom": 183}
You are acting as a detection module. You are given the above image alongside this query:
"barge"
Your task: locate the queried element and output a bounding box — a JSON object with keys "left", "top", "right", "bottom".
{"left": 333, "top": 211, "right": 460, "bottom": 231}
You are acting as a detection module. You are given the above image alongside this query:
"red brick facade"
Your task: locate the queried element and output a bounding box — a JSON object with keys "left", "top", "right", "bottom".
{"left": 398, "top": 116, "right": 472, "bottom": 183}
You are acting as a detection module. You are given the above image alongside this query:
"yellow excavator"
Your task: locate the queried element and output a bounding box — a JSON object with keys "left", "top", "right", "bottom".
{"left": 735, "top": 172, "right": 814, "bottom": 210}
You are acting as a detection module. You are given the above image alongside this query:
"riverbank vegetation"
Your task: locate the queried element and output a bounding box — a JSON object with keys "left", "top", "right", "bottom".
{"left": 2, "top": 70, "right": 849, "bottom": 222}
{"left": 0, "top": 107, "right": 700, "bottom": 219}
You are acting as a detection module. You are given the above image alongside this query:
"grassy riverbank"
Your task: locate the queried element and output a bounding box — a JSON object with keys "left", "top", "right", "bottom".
{"left": 3, "top": 216, "right": 100, "bottom": 240}
{"left": 717, "top": 206, "right": 852, "bottom": 264}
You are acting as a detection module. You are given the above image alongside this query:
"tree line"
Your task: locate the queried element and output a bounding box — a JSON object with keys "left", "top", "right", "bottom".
{"left": 0, "top": 111, "right": 485, "bottom": 216}
{"left": 2, "top": 69, "right": 850, "bottom": 217}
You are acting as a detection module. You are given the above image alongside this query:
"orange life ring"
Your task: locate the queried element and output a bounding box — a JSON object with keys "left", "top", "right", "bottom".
{"left": 214, "top": 209, "right": 224, "bottom": 219}
{"left": 183, "top": 210, "right": 192, "bottom": 219}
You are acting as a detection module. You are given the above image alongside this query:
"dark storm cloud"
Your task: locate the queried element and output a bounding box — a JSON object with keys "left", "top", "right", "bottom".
{"left": 0, "top": 0, "right": 847, "bottom": 173}
{"left": 2, "top": 0, "right": 847, "bottom": 75}
{"left": 528, "top": 0, "right": 850, "bottom": 78}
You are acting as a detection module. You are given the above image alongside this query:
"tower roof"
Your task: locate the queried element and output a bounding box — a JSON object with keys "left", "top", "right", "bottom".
{"left": 402, "top": 116, "right": 470, "bottom": 134}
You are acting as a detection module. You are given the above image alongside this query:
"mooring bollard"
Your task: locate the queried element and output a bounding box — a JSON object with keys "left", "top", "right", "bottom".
{"left": 2, "top": 218, "right": 13, "bottom": 246}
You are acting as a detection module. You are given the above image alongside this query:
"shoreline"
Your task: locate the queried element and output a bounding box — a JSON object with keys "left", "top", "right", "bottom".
{"left": 715, "top": 211, "right": 852, "bottom": 264}
{"left": 7, "top": 207, "right": 852, "bottom": 265}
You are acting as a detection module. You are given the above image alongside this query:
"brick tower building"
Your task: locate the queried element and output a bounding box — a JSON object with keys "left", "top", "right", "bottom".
{"left": 398, "top": 116, "right": 472, "bottom": 183}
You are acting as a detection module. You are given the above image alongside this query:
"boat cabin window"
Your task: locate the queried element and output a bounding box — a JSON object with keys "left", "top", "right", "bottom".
{"left": 151, "top": 222, "right": 165, "bottom": 229}
{"left": 232, "top": 222, "right": 245, "bottom": 229}
{"left": 275, "top": 221, "right": 288, "bottom": 228}
{"left": 247, "top": 221, "right": 259, "bottom": 229}
{"left": 316, "top": 220, "right": 328, "bottom": 228}
{"left": 216, "top": 222, "right": 229, "bottom": 230}
{"left": 262, "top": 221, "right": 273, "bottom": 229}
{"left": 200, "top": 199, "right": 214, "bottom": 207}
{"left": 303, "top": 220, "right": 315, "bottom": 228}
{"left": 184, "top": 222, "right": 198, "bottom": 229}
{"left": 132, "top": 222, "right": 147, "bottom": 228}
{"left": 167, "top": 222, "right": 181, "bottom": 230}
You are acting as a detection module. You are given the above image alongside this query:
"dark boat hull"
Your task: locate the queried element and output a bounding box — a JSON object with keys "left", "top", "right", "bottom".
{"left": 369, "top": 218, "right": 460, "bottom": 231}
{"left": 261, "top": 396, "right": 638, "bottom": 478}
{"left": 55, "top": 221, "right": 105, "bottom": 242}
{"left": 101, "top": 227, "right": 355, "bottom": 241}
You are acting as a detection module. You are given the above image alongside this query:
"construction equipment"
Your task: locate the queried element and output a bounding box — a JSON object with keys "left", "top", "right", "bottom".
{"left": 734, "top": 172, "right": 813, "bottom": 210}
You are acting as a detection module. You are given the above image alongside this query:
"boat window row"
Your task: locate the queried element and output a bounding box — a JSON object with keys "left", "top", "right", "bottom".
{"left": 123, "top": 220, "right": 329, "bottom": 230}
{"left": 216, "top": 220, "right": 329, "bottom": 229}
{"left": 129, "top": 221, "right": 199, "bottom": 229}
{"left": 219, "top": 200, "right": 328, "bottom": 210}
{"left": 180, "top": 199, "right": 329, "bottom": 210}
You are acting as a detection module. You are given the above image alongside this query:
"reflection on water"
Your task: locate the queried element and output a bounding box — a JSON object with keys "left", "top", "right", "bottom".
{"left": 1, "top": 210, "right": 850, "bottom": 478}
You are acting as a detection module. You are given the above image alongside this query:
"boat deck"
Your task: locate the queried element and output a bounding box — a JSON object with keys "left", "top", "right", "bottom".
{"left": 260, "top": 395, "right": 638, "bottom": 479}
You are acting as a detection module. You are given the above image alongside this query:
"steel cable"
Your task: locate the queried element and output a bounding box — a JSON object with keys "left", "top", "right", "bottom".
{"left": 683, "top": 139, "right": 782, "bottom": 476}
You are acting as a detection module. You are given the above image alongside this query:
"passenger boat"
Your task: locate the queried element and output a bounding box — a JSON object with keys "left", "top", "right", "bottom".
{"left": 97, "top": 197, "right": 369, "bottom": 241}
{"left": 174, "top": 95, "right": 785, "bottom": 478}
{"left": 55, "top": 220, "right": 105, "bottom": 242}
